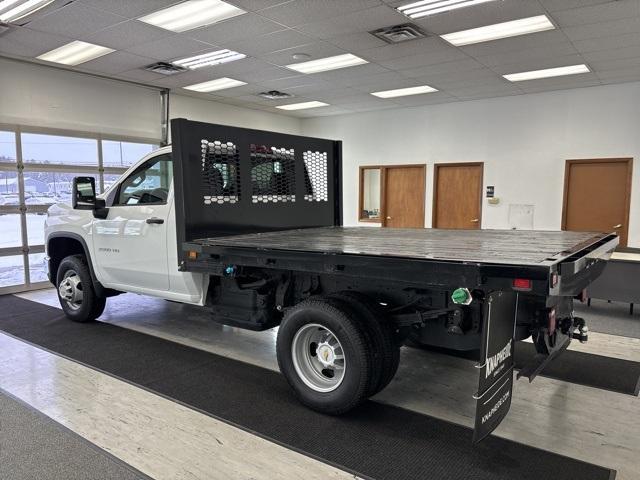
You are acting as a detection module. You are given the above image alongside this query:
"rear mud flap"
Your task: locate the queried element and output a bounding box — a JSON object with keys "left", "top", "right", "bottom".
{"left": 473, "top": 290, "right": 518, "bottom": 443}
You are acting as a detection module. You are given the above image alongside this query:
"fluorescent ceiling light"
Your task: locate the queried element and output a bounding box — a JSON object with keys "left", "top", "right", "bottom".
{"left": 37, "top": 41, "right": 115, "bottom": 66}
{"left": 371, "top": 85, "right": 438, "bottom": 98}
{"left": 173, "top": 49, "right": 246, "bottom": 70}
{"left": 0, "top": 0, "right": 54, "bottom": 22}
{"left": 504, "top": 64, "right": 590, "bottom": 82}
{"left": 441, "top": 15, "right": 555, "bottom": 46}
{"left": 286, "top": 53, "right": 368, "bottom": 74}
{"left": 183, "top": 77, "right": 247, "bottom": 92}
{"left": 276, "top": 101, "right": 329, "bottom": 111}
{"left": 398, "top": 0, "right": 498, "bottom": 19}
{"left": 138, "top": 0, "right": 246, "bottom": 32}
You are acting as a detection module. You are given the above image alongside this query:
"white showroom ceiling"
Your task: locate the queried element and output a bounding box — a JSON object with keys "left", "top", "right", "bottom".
{"left": 1, "top": 0, "right": 639, "bottom": 117}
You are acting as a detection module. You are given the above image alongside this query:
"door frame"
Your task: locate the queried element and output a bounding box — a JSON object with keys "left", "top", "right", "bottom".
{"left": 358, "top": 164, "right": 426, "bottom": 227}
{"left": 561, "top": 158, "right": 633, "bottom": 246}
{"left": 432, "top": 162, "right": 484, "bottom": 228}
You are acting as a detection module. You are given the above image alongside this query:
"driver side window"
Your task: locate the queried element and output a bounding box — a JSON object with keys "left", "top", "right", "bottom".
{"left": 115, "top": 154, "right": 172, "bottom": 206}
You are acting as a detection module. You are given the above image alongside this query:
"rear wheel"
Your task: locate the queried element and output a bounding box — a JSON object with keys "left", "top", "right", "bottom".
{"left": 277, "top": 297, "right": 373, "bottom": 414}
{"left": 330, "top": 291, "right": 400, "bottom": 395}
{"left": 56, "top": 255, "right": 106, "bottom": 322}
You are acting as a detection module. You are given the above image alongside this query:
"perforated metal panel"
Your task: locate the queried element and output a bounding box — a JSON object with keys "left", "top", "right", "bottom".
{"left": 250, "top": 144, "right": 296, "bottom": 204}
{"left": 201, "top": 139, "right": 241, "bottom": 205}
{"left": 303, "top": 150, "right": 328, "bottom": 202}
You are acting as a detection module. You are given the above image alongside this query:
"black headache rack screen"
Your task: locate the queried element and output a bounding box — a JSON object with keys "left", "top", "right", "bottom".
{"left": 473, "top": 290, "right": 518, "bottom": 443}
{"left": 170, "top": 118, "right": 342, "bottom": 260}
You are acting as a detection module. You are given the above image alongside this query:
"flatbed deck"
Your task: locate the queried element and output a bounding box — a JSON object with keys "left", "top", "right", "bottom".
{"left": 190, "top": 227, "right": 609, "bottom": 267}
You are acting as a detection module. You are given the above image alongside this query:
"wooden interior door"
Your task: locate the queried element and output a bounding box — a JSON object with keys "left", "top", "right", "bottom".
{"left": 433, "top": 163, "right": 483, "bottom": 229}
{"left": 383, "top": 165, "right": 425, "bottom": 228}
{"left": 562, "top": 158, "right": 632, "bottom": 246}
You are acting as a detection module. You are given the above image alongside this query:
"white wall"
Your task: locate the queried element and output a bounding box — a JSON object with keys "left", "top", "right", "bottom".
{"left": 0, "top": 58, "right": 162, "bottom": 139}
{"left": 302, "top": 82, "right": 640, "bottom": 248}
{"left": 170, "top": 93, "right": 301, "bottom": 135}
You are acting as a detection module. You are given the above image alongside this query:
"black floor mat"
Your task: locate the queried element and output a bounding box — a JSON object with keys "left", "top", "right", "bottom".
{"left": 514, "top": 342, "right": 640, "bottom": 396}
{"left": 0, "top": 295, "right": 616, "bottom": 480}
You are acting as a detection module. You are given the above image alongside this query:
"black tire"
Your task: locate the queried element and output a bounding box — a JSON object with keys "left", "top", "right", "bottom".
{"left": 56, "top": 254, "right": 106, "bottom": 322}
{"left": 330, "top": 291, "right": 400, "bottom": 395}
{"left": 276, "top": 297, "right": 373, "bottom": 415}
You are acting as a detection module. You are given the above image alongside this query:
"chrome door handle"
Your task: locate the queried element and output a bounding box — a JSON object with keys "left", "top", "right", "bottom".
{"left": 613, "top": 224, "right": 622, "bottom": 229}
{"left": 471, "top": 218, "right": 479, "bottom": 223}
{"left": 146, "top": 217, "right": 164, "bottom": 224}
{"left": 386, "top": 216, "right": 392, "bottom": 220}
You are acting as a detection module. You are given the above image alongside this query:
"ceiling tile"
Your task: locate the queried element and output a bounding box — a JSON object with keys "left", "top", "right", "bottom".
{"left": 552, "top": 1, "right": 640, "bottom": 28}
{"left": 595, "top": 65, "right": 640, "bottom": 82}
{"left": 80, "top": 0, "right": 185, "bottom": 19}
{"left": 225, "top": 0, "right": 296, "bottom": 11}
{"left": 359, "top": 37, "right": 456, "bottom": 62}
{"left": 443, "top": 83, "right": 521, "bottom": 98}
{"left": 399, "top": 58, "right": 486, "bottom": 78}
{"left": 25, "top": 3, "right": 126, "bottom": 38}
{"left": 573, "top": 32, "right": 640, "bottom": 52}
{"left": 301, "top": 63, "right": 390, "bottom": 85}
{"left": 375, "top": 48, "right": 467, "bottom": 70}
{"left": 388, "top": 91, "right": 457, "bottom": 106}
{"left": 537, "top": 0, "right": 613, "bottom": 12}
{"left": 562, "top": 17, "right": 640, "bottom": 41}
{"left": 258, "top": 0, "right": 381, "bottom": 26}
{"left": 116, "top": 68, "right": 167, "bottom": 82}
{"left": 224, "top": 29, "right": 314, "bottom": 56}
{"left": 0, "top": 27, "right": 72, "bottom": 58}
{"left": 295, "top": 5, "right": 407, "bottom": 39}
{"left": 79, "top": 51, "right": 156, "bottom": 74}
{"left": 491, "top": 53, "right": 588, "bottom": 75}
{"left": 235, "top": 66, "right": 301, "bottom": 82}
{"left": 475, "top": 41, "right": 579, "bottom": 68}
{"left": 82, "top": 20, "right": 172, "bottom": 50}
{"left": 258, "top": 41, "right": 346, "bottom": 66}
{"left": 581, "top": 45, "right": 640, "bottom": 63}
{"left": 187, "top": 13, "right": 284, "bottom": 44}
{"left": 516, "top": 74, "right": 601, "bottom": 94}
{"left": 125, "top": 35, "right": 215, "bottom": 61}
{"left": 458, "top": 29, "right": 569, "bottom": 57}
{"left": 325, "top": 31, "right": 388, "bottom": 52}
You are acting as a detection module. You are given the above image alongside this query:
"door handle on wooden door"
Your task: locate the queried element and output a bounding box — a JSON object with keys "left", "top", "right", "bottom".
{"left": 613, "top": 224, "right": 622, "bottom": 229}
{"left": 471, "top": 219, "right": 479, "bottom": 223}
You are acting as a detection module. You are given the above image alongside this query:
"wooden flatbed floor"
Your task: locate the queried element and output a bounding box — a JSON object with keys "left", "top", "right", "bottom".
{"left": 191, "top": 227, "right": 608, "bottom": 267}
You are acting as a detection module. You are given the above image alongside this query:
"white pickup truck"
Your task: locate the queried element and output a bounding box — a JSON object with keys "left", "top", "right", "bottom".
{"left": 45, "top": 119, "right": 617, "bottom": 442}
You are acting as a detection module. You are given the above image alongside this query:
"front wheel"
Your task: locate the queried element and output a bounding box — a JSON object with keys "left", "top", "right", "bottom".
{"left": 56, "top": 255, "right": 106, "bottom": 322}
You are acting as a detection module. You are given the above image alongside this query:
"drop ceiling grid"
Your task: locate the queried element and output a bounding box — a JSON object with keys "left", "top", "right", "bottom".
{"left": 0, "top": 0, "right": 638, "bottom": 116}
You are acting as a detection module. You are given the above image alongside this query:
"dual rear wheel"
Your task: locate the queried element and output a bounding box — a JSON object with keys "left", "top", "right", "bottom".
{"left": 276, "top": 292, "right": 400, "bottom": 415}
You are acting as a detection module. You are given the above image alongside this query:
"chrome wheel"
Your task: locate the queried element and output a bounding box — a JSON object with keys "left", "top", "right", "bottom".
{"left": 291, "top": 323, "right": 346, "bottom": 393}
{"left": 58, "top": 269, "right": 83, "bottom": 310}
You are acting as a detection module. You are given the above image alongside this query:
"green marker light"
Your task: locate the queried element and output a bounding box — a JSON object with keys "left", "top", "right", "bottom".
{"left": 451, "top": 287, "right": 472, "bottom": 305}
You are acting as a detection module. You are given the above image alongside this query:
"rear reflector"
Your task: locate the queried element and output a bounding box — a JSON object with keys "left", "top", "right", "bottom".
{"left": 187, "top": 250, "right": 197, "bottom": 260}
{"left": 548, "top": 307, "right": 556, "bottom": 333}
{"left": 512, "top": 278, "right": 532, "bottom": 290}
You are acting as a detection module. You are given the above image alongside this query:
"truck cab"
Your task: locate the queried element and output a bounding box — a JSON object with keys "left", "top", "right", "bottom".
{"left": 45, "top": 146, "right": 207, "bottom": 311}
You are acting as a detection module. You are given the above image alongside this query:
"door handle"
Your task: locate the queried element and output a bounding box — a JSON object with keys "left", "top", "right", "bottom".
{"left": 471, "top": 218, "right": 479, "bottom": 223}
{"left": 146, "top": 217, "right": 164, "bottom": 224}
{"left": 386, "top": 216, "right": 392, "bottom": 220}
{"left": 613, "top": 224, "right": 622, "bottom": 229}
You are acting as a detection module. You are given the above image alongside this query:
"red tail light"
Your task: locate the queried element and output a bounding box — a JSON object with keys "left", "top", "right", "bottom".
{"left": 513, "top": 278, "right": 532, "bottom": 291}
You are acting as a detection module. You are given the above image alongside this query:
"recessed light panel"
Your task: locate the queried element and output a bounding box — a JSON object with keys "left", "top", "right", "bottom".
{"left": 286, "top": 54, "right": 368, "bottom": 74}
{"left": 371, "top": 85, "right": 438, "bottom": 98}
{"left": 276, "top": 101, "right": 329, "bottom": 111}
{"left": 183, "top": 77, "right": 247, "bottom": 92}
{"left": 0, "top": 0, "right": 54, "bottom": 22}
{"left": 139, "top": 0, "right": 246, "bottom": 33}
{"left": 441, "top": 15, "right": 555, "bottom": 46}
{"left": 37, "top": 41, "right": 115, "bottom": 66}
{"left": 398, "top": 0, "right": 498, "bottom": 19}
{"left": 503, "top": 64, "right": 590, "bottom": 82}
{"left": 173, "top": 49, "right": 246, "bottom": 70}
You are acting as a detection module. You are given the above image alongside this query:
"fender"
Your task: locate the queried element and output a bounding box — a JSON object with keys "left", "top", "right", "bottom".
{"left": 47, "top": 232, "right": 109, "bottom": 297}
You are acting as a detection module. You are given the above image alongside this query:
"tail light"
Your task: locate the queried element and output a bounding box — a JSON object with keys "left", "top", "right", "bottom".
{"left": 512, "top": 278, "right": 532, "bottom": 291}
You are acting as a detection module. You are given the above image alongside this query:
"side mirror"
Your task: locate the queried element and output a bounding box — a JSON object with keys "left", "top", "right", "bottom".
{"left": 72, "top": 176, "right": 96, "bottom": 210}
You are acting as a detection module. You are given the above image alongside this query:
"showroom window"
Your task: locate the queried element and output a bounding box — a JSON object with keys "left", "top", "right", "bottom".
{"left": 0, "top": 126, "right": 159, "bottom": 293}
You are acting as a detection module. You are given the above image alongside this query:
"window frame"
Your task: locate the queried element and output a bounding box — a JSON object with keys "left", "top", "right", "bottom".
{"left": 358, "top": 166, "right": 384, "bottom": 223}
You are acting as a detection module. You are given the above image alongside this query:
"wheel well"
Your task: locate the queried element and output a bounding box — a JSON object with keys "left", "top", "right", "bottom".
{"left": 48, "top": 236, "right": 86, "bottom": 283}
